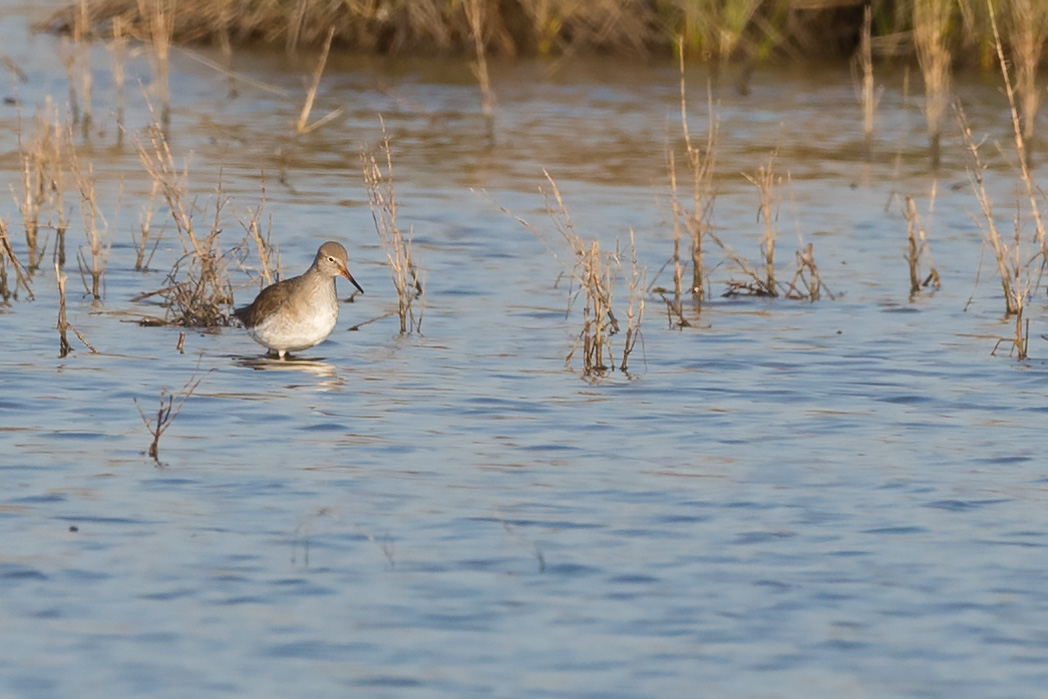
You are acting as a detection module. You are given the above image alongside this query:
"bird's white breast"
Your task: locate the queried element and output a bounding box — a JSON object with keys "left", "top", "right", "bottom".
{"left": 247, "top": 288, "right": 339, "bottom": 352}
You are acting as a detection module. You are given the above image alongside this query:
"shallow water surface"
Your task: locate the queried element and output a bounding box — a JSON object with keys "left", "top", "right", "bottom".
{"left": 3, "top": 3, "right": 1048, "bottom": 697}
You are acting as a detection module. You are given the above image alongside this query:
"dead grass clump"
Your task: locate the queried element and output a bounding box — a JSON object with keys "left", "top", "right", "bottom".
{"left": 783, "top": 243, "right": 830, "bottom": 301}
{"left": 707, "top": 158, "right": 832, "bottom": 302}
{"left": 661, "top": 44, "right": 717, "bottom": 326}
{"left": 502, "top": 170, "right": 644, "bottom": 377}
{"left": 902, "top": 192, "right": 941, "bottom": 299}
{"left": 712, "top": 153, "right": 781, "bottom": 298}
{"left": 55, "top": 261, "right": 96, "bottom": 357}
{"left": 133, "top": 121, "right": 236, "bottom": 326}
{"left": 362, "top": 125, "right": 423, "bottom": 334}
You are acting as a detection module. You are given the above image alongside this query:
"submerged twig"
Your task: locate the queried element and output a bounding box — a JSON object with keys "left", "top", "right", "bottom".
{"left": 134, "top": 367, "right": 210, "bottom": 464}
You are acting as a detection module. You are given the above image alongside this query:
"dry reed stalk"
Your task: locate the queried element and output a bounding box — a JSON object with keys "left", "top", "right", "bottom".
{"left": 54, "top": 260, "right": 97, "bottom": 356}
{"left": 741, "top": 154, "right": 780, "bottom": 296}
{"left": 238, "top": 179, "right": 280, "bottom": 289}
{"left": 134, "top": 179, "right": 162, "bottom": 272}
{"left": 855, "top": 4, "right": 877, "bottom": 141}
{"left": 540, "top": 171, "right": 620, "bottom": 375}
{"left": 495, "top": 172, "right": 641, "bottom": 376}
{"left": 913, "top": 0, "right": 952, "bottom": 168}
{"left": 362, "top": 126, "right": 423, "bottom": 334}
{"left": 75, "top": 0, "right": 92, "bottom": 133}
{"left": 783, "top": 243, "right": 829, "bottom": 301}
{"left": 110, "top": 14, "right": 127, "bottom": 140}
{"left": 69, "top": 138, "right": 110, "bottom": 300}
{"left": 566, "top": 237, "right": 616, "bottom": 374}
{"left": 664, "top": 149, "right": 689, "bottom": 326}
{"left": 135, "top": 368, "right": 208, "bottom": 464}
{"left": 619, "top": 227, "right": 644, "bottom": 373}
{"left": 903, "top": 193, "right": 941, "bottom": 298}
{"left": 56, "top": 261, "right": 72, "bottom": 357}
{"left": 957, "top": 104, "right": 1027, "bottom": 319}
{"left": 707, "top": 225, "right": 770, "bottom": 297}
{"left": 675, "top": 44, "right": 718, "bottom": 301}
{"left": 466, "top": 0, "right": 496, "bottom": 141}
{"left": 0, "top": 218, "right": 33, "bottom": 302}
{"left": 295, "top": 26, "right": 342, "bottom": 135}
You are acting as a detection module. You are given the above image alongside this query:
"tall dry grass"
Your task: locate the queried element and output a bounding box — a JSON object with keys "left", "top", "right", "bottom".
{"left": 620, "top": 227, "right": 645, "bottom": 373}
{"left": 958, "top": 99, "right": 1036, "bottom": 359}
{"left": 985, "top": 0, "right": 1046, "bottom": 259}
{"left": 134, "top": 118, "right": 236, "bottom": 326}
{"left": 501, "top": 170, "right": 643, "bottom": 377}
{"left": 913, "top": 0, "right": 952, "bottom": 168}
{"left": 362, "top": 125, "right": 423, "bottom": 334}
{"left": 1001, "top": 0, "right": 1048, "bottom": 150}
{"left": 666, "top": 43, "right": 717, "bottom": 322}
{"left": 55, "top": 261, "right": 73, "bottom": 357}
{"left": 958, "top": 105, "right": 1026, "bottom": 318}
{"left": 541, "top": 175, "right": 617, "bottom": 376}
{"left": 69, "top": 138, "right": 111, "bottom": 300}
{"left": 54, "top": 260, "right": 96, "bottom": 357}
{"left": 743, "top": 154, "right": 780, "bottom": 296}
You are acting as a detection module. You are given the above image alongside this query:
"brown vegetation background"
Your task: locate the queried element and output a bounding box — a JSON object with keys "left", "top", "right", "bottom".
{"left": 35, "top": 0, "right": 1048, "bottom": 68}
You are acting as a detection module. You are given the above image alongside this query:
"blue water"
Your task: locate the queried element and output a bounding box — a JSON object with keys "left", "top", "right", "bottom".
{"left": 3, "top": 3, "right": 1048, "bottom": 697}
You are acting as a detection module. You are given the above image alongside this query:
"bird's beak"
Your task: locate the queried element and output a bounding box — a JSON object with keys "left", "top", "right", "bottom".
{"left": 341, "top": 267, "right": 364, "bottom": 295}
